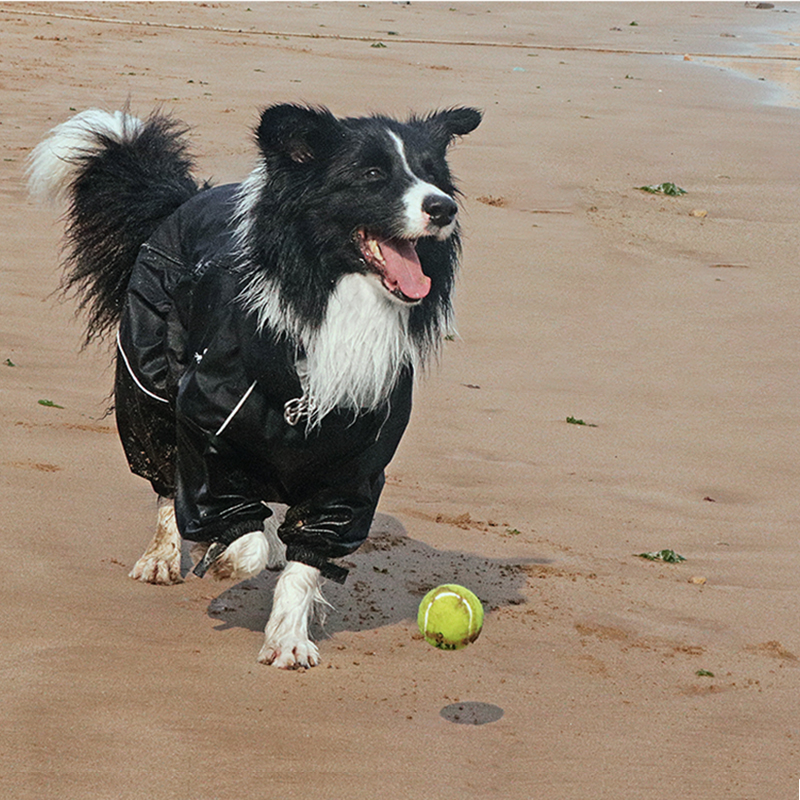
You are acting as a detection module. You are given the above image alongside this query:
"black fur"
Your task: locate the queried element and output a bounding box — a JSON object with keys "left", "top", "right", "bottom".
{"left": 60, "top": 114, "right": 199, "bottom": 343}
{"left": 242, "top": 104, "right": 482, "bottom": 344}
{"left": 41, "top": 104, "right": 482, "bottom": 356}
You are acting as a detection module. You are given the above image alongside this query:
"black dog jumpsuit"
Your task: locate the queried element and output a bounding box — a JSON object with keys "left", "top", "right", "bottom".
{"left": 114, "top": 185, "right": 413, "bottom": 582}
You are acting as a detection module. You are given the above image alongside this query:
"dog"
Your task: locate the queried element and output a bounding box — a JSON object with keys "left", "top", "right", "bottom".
{"left": 28, "top": 102, "right": 481, "bottom": 668}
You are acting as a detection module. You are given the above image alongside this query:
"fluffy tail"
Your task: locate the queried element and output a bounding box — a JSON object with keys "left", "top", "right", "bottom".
{"left": 28, "top": 108, "right": 199, "bottom": 342}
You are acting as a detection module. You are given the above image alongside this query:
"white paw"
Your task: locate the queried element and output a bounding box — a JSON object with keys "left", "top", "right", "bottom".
{"left": 129, "top": 496, "right": 183, "bottom": 585}
{"left": 129, "top": 551, "right": 182, "bottom": 585}
{"left": 220, "top": 530, "right": 270, "bottom": 580}
{"left": 257, "top": 637, "right": 321, "bottom": 669}
{"left": 257, "top": 562, "right": 325, "bottom": 668}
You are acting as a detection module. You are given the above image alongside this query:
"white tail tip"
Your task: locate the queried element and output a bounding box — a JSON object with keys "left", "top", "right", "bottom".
{"left": 27, "top": 108, "right": 144, "bottom": 204}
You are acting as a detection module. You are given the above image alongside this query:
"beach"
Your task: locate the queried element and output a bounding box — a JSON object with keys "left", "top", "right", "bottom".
{"left": 2, "top": 2, "right": 800, "bottom": 798}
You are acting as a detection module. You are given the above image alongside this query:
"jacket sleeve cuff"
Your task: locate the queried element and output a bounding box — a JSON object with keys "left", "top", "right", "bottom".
{"left": 285, "top": 544, "right": 349, "bottom": 584}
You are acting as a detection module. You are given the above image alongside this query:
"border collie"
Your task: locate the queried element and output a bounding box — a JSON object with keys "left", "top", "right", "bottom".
{"left": 28, "top": 102, "right": 481, "bottom": 668}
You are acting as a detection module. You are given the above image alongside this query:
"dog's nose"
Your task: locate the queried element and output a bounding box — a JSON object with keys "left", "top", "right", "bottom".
{"left": 423, "top": 195, "right": 458, "bottom": 228}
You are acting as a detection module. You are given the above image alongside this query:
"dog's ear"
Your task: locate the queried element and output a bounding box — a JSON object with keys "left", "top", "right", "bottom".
{"left": 424, "top": 107, "right": 483, "bottom": 146}
{"left": 256, "top": 104, "right": 341, "bottom": 165}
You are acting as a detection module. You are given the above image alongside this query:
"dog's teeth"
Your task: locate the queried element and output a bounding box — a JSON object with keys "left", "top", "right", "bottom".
{"left": 367, "top": 238, "right": 384, "bottom": 264}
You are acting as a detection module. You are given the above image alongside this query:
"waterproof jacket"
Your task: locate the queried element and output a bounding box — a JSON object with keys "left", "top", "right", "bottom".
{"left": 116, "top": 185, "right": 413, "bottom": 582}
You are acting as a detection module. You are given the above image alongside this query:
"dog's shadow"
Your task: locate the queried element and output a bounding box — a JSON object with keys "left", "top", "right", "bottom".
{"left": 195, "top": 513, "right": 549, "bottom": 637}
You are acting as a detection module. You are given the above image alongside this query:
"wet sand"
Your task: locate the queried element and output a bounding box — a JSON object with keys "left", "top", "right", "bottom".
{"left": 3, "top": 3, "right": 800, "bottom": 798}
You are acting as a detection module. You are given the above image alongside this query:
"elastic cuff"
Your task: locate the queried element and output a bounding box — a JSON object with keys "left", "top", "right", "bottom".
{"left": 285, "top": 545, "right": 349, "bottom": 585}
{"left": 195, "top": 516, "right": 268, "bottom": 548}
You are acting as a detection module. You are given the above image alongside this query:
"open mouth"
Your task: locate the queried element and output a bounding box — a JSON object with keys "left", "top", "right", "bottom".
{"left": 356, "top": 229, "right": 432, "bottom": 303}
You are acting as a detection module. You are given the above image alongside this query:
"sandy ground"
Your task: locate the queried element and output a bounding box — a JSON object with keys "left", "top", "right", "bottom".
{"left": 3, "top": 2, "right": 800, "bottom": 798}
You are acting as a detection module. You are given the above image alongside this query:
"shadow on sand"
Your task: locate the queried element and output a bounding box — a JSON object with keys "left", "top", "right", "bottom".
{"left": 198, "top": 512, "right": 549, "bottom": 637}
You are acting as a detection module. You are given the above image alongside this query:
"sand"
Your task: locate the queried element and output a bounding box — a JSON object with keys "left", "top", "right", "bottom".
{"left": 2, "top": 2, "right": 800, "bottom": 798}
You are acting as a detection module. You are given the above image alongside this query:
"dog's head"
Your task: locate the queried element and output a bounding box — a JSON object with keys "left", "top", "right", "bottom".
{"left": 245, "top": 103, "right": 482, "bottom": 311}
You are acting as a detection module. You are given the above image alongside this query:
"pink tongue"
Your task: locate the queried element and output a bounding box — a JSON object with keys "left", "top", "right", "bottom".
{"left": 379, "top": 238, "right": 431, "bottom": 300}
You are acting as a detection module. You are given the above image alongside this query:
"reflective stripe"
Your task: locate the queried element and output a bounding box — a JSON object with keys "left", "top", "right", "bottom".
{"left": 116, "top": 331, "right": 169, "bottom": 404}
{"left": 216, "top": 380, "right": 257, "bottom": 436}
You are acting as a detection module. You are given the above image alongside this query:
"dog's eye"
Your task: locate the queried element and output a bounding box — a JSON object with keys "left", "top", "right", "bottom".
{"left": 363, "top": 167, "right": 386, "bottom": 182}
{"left": 420, "top": 159, "right": 439, "bottom": 180}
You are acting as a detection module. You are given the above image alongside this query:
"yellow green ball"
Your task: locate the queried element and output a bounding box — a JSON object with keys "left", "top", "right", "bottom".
{"left": 417, "top": 584, "right": 484, "bottom": 650}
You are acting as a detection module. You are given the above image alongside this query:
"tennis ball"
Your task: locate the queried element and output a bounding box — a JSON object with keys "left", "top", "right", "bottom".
{"left": 417, "top": 584, "right": 484, "bottom": 650}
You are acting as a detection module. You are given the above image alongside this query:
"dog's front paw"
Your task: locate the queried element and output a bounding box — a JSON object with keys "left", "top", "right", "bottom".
{"left": 257, "top": 636, "right": 321, "bottom": 669}
{"left": 258, "top": 561, "right": 324, "bottom": 668}
{"left": 129, "top": 551, "right": 182, "bottom": 585}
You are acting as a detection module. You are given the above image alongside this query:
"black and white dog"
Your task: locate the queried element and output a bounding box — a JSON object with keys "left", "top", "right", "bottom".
{"left": 29, "top": 102, "right": 481, "bottom": 668}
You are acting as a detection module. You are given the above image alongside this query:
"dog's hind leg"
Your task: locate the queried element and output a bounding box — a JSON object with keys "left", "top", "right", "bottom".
{"left": 258, "top": 562, "right": 329, "bottom": 669}
{"left": 129, "top": 496, "right": 183, "bottom": 585}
